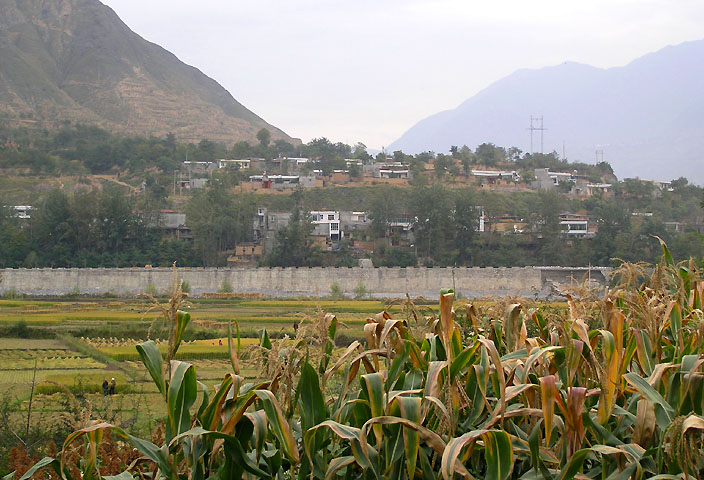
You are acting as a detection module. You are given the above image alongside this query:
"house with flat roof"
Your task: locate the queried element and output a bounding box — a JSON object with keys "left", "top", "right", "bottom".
{"left": 471, "top": 169, "right": 520, "bottom": 184}
{"left": 218, "top": 159, "right": 251, "bottom": 169}
{"left": 310, "top": 210, "right": 342, "bottom": 241}
{"left": 559, "top": 213, "right": 594, "bottom": 237}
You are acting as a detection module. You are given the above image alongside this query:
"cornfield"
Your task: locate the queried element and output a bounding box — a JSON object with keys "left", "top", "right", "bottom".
{"left": 9, "top": 241, "right": 704, "bottom": 479}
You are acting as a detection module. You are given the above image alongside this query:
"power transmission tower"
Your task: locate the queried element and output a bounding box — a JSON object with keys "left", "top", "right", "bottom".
{"left": 527, "top": 116, "right": 547, "bottom": 154}
{"left": 595, "top": 150, "right": 604, "bottom": 163}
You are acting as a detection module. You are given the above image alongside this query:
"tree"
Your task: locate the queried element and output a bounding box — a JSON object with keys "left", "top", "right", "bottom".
{"left": 453, "top": 190, "right": 478, "bottom": 265}
{"left": 434, "top": 154, "right": 453, "bottom": 179}
{"left": 263, "top": 208, "right": 321, "bottom": 267}
{"left": 352, "top": 142, "right": 371, "bottom": 162}
{"left": 185, "top": 188, "right": 254, "bottom": 266}
{"left": 367, "top": 186, "right": 400, "bottom": 237}
{"left": 256, "top": 128, "right": 271, "bottom": 148}
{"left": 410, "top": 184, "right": 453, "bottom": 264}
{"left": 533, "top": 190, "right": 563, "bottom": 265}
{"left": 475, "top": 143, "right": 505, "bottom": 167}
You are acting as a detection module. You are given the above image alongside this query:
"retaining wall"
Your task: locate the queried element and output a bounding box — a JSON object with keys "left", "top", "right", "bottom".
{"left": 0, "top": 266, "right": 611, "bottom": 299}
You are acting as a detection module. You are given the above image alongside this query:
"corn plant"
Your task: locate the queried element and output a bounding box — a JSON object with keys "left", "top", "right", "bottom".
{"left": 9, "top": 240, "right": 704, "bottom": 479}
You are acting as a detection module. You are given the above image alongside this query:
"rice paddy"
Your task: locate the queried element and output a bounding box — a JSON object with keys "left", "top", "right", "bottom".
{"left": 0, "top": 296, "right": 403, "bottom": 407}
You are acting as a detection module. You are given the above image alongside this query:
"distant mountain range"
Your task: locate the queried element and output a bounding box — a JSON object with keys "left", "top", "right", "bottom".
{"left": 389, "top": 39, "right": 704, "bottom": 183}
{"left": 0, "top": 0, "right": 296, "bottom": 145}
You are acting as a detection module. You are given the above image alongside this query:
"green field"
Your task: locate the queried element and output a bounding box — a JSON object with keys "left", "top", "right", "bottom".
{"left": 0, "top": 296, "right": 403, "bottom": 418}
{"left": 0, "top": 293, "right": 560, "bottom": 467}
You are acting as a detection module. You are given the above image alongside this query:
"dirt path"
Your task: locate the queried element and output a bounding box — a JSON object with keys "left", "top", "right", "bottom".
{"left": 94, "top": 175, "right": 139, "bottom": 193}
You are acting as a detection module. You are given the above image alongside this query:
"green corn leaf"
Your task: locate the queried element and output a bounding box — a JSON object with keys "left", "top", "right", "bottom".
{"left": 361, "top": 372, "right": 386, "bottom": 447}
{"left": 199, "top": 374, "right": 234, "bottom": 431}
{"left": 244, "top": 410, "right": 267, "bottom": 455}
{"left": 396, "top": 396, "right": 422, "bottom": 479}
{"left": 655, "top": 235, "right": 674, "bottom": 266}
{"left": 16, "top": 457, "right": 63, "bottom": 480}
{"left": 304, "top": 420, "right": 366, "bottom": 469}
{"left": 297, "top": 361, "right": 326, "bottom": 432}
{"left": 624, "top": 372, "right": 674, "bottom": 430}
{"left": 450, "top": 342, "right": 481, "bottom": 382}
{"left": 483, "top": 430, "right": 514, "bottom": 480}
{"left": 103, "top": 473, "right": 135, "bottom": 480}
{"left": 386, "top": 344, "right": 411, "bottom": 390}
{"left": 254, "top": 389, "right": 299, "bottom": 464}
{"left": 441, "top": 430, "right": 512, "bottom": 480}
{"left": 227, "top": 320, "right": 241, "bottom": 375}
{"left": 320, "top": 314, "right": 338, "bottom": 373}
{"left": 172, "top": 310, "right": 191, "bottom": 357}
{"left": 259, "top": 328, "right": 272, "bottom": 349}
{"left": 167, "top": 360, "right": 197, "bottom": 441}
{"left": 325, "top": 456, "right": 356, "bottom": 480}
{"left": 136, "top": 340, "right": 166, "bottom": 397}
{"left": 124, "top": 433, "right": 175, "bottom": 479}
{"left": 554, "top": 447, "right": 591, "bottom": 480}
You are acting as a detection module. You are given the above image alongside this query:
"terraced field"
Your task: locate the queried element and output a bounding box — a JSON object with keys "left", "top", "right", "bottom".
{"left": 0, "top": 296, "right": 409, "bottom": 425}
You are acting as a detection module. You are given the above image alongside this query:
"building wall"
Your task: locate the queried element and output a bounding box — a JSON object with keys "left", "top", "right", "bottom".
{"left": 0, "top": 266, "right": 611, "bottom": 299}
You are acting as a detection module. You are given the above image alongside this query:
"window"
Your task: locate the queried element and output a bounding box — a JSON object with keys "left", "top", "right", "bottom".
{"left": 328, "top": 214, "right": 335, "bottom": 220}
{"left": 330, "top": 223, "right": 339, "bottom": 231}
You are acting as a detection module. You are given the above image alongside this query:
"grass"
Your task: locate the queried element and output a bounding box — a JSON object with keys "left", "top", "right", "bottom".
{"left": 36, "top": 372, "right": 131, "bottom": 394}
{"left": 0, "top": 338, "right": 67, "bottom": 349}
{"left": 0, "top": 349, "right": 77, "bottom": 360}
{"left": 97, "top": 339, "right": 260, "bottom": 361}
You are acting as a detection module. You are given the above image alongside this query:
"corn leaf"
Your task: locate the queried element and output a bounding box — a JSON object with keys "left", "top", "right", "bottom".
{"left": 254, "top": 389, "right": 299, "bottom": 464}
{"left": 167, "top": 360, "right": 197, "bottom": 440}
{"left": 396, "top": 396, "right": 422, "bottom": 479}
{"left": 624, "top": 372, "right": 674, "bottom": 430}
{"left": 172, "top": 310, "right": 191, "bottom": 358}
{"left": 15, "top": 457, "right": 64, "bottom": 480}
{"left": 136, "top": 340, "right": 166, "bottom": 397}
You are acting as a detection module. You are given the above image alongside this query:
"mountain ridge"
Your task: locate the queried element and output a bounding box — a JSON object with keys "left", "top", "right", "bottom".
{"left": 0, "top": 0, "right": 296, "bottom": 144}
{"left": 389, "top": 39, "right": 704, "bottom": 183}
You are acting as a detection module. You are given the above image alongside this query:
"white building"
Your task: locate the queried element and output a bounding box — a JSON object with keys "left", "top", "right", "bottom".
{"left": 218, "top": 159, "right": 251, "bottom": 169}
{"left": 471, "top": 169, "right": 520, "bottom": 182}
{"left": 559, "top": 213, "right": 590, "bottom": 236}
{"left": 310, "top": 210, "right": 342, "bottom": 240}
{"left": 13, "top": 205, "right": 32, "bottom": 219}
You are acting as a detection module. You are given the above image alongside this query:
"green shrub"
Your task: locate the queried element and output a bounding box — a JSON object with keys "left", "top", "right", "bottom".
{"left": 144, "top": 281, "right": 158, "bottom": 296}
{"left": 328, "top": 282, "right": 345, "bottom": 300}
{"left": 353, "top": 282, "right": 369, "bottom": 299}
{"left": 1, "top": 288, "right": 21, "bottom": 299}
{"left": 218, "top": 279, "right": 234, "bottom": 293}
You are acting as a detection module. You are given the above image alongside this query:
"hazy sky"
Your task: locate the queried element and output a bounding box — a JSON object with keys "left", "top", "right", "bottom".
{"left": 102, "top": 0, "right": 704, "bottom": 150}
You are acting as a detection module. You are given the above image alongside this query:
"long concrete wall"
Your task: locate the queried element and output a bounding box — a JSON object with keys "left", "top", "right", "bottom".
{"left": 0, "top": 266, "right": 611, "bottom": 298}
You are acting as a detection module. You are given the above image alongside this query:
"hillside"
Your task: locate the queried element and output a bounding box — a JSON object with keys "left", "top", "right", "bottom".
{"left": 389, "top": 39, "right": 704, "bottom": 183}
{"left": 0, "top": 0, "right": 296, "bottom": 144}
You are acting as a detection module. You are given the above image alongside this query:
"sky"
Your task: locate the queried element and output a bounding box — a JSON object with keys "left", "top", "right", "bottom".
{"left": 101, "top": 0, "right": 704, "bottom": 151}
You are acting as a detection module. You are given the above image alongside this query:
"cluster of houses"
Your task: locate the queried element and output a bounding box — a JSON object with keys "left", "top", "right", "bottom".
{"left": 174, "top": 157, "right": 413, "bottom": 192}
{"left": 175, "top": 154, "right": 624, "bottom": 198}
{"left": 153, "top": 204, "right": 604, "bottom": 266}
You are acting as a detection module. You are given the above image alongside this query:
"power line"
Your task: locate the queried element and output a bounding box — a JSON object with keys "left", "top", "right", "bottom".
{"left": 527, "top": 115, "right": 547, "bottom": 154}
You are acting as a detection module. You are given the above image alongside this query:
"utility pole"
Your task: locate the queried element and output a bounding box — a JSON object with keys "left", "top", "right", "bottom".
{"left": 527, "top": 116, "right": 547, "bottom": 154}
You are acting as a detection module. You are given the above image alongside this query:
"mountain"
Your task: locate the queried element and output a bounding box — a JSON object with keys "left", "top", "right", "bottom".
{"left": 389, "top": 40, "right": 704, "bottom": 183}
{"left": 0, "top": 0, "right": 296, "bottom": 144}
